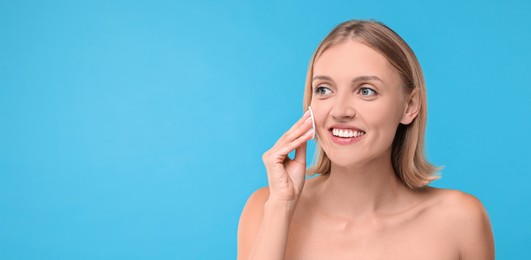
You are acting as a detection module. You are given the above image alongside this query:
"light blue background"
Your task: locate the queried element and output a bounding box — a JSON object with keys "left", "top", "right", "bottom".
{"left": 1, "top": 0, "right": 530, "bottom": 259}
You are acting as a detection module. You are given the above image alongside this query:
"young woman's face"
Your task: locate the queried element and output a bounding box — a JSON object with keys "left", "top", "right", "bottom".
{"left": 310, "top": 40, "right": 415, "bottom": 168}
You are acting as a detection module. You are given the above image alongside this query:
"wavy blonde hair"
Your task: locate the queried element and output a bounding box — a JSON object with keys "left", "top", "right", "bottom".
{"left": 304, "top": 20, "right": 440, "bottom": 189}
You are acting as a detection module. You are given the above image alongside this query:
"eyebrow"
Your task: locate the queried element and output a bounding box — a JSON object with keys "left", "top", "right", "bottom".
{"left": 312, "top": 75, "right": 383, "bottom": 84}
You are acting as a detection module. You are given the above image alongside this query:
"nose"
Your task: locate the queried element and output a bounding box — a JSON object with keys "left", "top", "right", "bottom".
{"left": 330, "top": 93, "right": 356, "bottom": 120}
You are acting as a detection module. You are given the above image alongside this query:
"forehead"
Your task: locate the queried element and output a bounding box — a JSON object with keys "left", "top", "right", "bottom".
{"left": 313, "top": 40, "right": 400, "bottom": 85}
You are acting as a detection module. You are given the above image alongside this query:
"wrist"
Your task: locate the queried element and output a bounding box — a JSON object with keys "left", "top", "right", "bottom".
{"left": 264, "top": 198, "right": 299, "bottom": 215}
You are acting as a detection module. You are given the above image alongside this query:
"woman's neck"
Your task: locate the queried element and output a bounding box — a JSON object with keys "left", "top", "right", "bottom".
{"left": 313, "top": 150, "right": 413, "bottom": 221}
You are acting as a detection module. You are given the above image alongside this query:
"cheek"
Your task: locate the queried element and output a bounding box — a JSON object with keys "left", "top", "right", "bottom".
{"left": 309, "top": 101, "right": 331, "bottom": 128}
{"left": 363, "top": 96, "right": 404, "bottom": 122}
{"left": 361, "top": 101, "right": 403, "bottom": 141}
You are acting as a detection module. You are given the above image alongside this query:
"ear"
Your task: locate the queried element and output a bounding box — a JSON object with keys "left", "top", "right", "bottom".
{"left": 400, "top": 88, "right": 420, "bottom": 125}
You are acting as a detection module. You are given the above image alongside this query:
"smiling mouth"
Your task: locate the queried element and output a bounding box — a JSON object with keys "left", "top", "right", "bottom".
{"left": 330, "top": 128, "right": 366, "bottom": 138}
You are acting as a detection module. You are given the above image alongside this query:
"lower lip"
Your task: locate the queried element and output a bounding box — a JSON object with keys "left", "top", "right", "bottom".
{"left": 329, "top": 131, "right": 365, "bottom": 145}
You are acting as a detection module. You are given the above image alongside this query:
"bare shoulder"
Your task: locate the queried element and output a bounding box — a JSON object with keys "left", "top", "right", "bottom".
{"left": 426, "top": 188, "right": 490, "bottom": 222}
{"left": 238, "top": 186, "right": 270, "bottom": 235}
{"left": 237, "top": 187, "right": 270, "bottom": 259}
{"left": 424, "top": 188, "right": 490, "bottom": 228}
{"left": 425, "top": 187, "right": 495, "bottom": 259}
{"left": 242, "top": 186, "right": 270, "bottom": 209}
{"left": 426, "top": 188, "right": 484, "bottom": 211}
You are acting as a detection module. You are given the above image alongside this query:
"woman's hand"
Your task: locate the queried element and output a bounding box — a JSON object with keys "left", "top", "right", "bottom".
{"left": 262, "top": 110, "right": 314, "bottom": 203}
{"left": 239, "top": 111, "right": 313, "bottom": 260}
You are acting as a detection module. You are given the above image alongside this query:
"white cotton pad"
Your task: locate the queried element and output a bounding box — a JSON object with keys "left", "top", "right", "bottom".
{"left": 308, "top": 106, "right": 316, "bottom": 140}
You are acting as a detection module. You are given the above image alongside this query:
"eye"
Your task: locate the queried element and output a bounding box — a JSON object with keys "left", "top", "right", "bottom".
{"left": 358, "top": 87, "right": 377, "bottom": 96}
{"left": 314, "top": 86, "right": 332, "bottom": 95}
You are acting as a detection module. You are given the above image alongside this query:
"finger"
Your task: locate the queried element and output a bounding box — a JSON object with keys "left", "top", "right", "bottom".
{"left": 274, "top": 111, "right": 312, "bottom": 144}
{"left": 274, "top": 115, "right": 313, "bottom": 148}
{"left": 288, "top": 110, "right": 312, "bottom": 133}
{"left": 293, "top": 139, "right": 307, "bottom": 164}
{"left": 272, "top": 122, "right": 312, "bottom": 158}
{"left": 276, "top": 128, "right": 313, "bottom": 156}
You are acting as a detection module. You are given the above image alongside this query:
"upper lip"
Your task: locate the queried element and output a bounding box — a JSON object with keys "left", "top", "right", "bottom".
{"left": 328, "top": 124, "right": 366, "bottom": 132}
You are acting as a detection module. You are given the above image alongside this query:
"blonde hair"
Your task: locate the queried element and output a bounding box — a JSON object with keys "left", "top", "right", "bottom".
{"left": 304, "top": 20, "right": 440, "bottom": 189}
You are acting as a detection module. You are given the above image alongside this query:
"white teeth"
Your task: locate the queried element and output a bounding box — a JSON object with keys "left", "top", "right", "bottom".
{"left": 332, "top": 128, "right": 365, "bottom": 138}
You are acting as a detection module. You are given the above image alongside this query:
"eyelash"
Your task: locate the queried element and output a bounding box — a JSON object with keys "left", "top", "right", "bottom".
{"left": 314, "top": 86, "right": 332, "bottom": 95}
{"left": 313, "top": 85, "right": 378, "bottom": 96}
{"left": 359, "top": 87, "right": 377, "bottom": 96}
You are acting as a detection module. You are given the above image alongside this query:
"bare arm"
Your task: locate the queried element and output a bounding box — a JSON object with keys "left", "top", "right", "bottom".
{"left": 237, "top": 188, "right": 297, "bottom": 260}
{"left": 238, "top": 188, "right": 266, "bottom": 260}
{"left": 238, "top": 110, "right": 314, "bottom": 260}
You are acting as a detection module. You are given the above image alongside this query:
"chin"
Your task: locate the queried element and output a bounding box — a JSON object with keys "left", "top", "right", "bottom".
{"left": 324, "top": 146, "right": 392, "bottom": 170}
{"left": 325, "top": 152, "right": 365, "bottom": 168}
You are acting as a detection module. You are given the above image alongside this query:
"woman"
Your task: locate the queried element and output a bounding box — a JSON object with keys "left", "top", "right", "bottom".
{"left": 238, "top": 20, "right": 494, "bottom": 260}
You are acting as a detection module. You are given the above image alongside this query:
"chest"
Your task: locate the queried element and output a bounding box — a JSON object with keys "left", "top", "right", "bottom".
{"left": 284, "top": 208, "right": 459, "bottom": 260}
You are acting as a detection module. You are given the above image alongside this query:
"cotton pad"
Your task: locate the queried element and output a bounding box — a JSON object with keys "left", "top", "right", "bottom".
{"left": 308, "top": 106, "right": 316, "bottom": 140}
